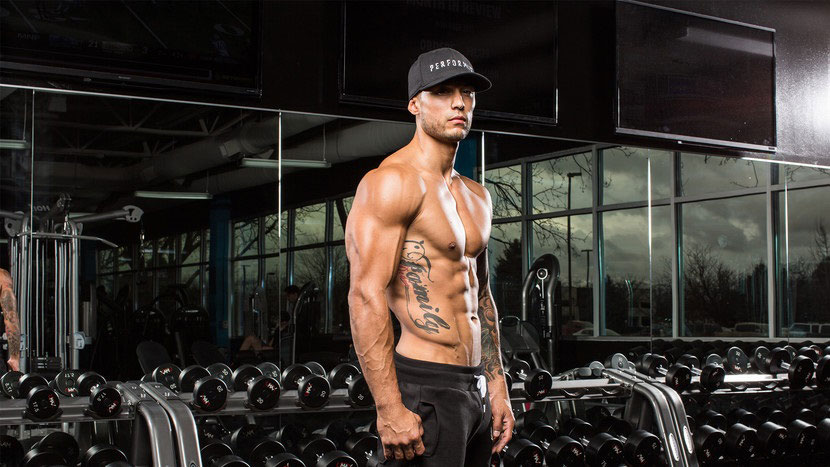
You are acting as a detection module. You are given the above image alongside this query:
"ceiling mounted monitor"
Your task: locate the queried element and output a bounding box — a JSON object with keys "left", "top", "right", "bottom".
{"left": 0, "top": 1, "right": 262, "bottom": 96}
{"left": 341, "top": 1, "right": 558, "bottom": 124}
{"left": 616, "top": 0, "right": 776, "bottom": 152}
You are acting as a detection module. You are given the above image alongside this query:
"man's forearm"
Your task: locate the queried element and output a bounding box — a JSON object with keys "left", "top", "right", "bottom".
{"left": 0, "top": 288, "right": 20, "bottom": 360}
{"left": 478, "top": 289, "right": 506, "bottom": 388}
{"left": 349, "top": 288, "right": 402, "bottom": 410}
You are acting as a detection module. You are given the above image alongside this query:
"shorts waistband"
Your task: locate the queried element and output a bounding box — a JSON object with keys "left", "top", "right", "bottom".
{"left": 394, "top": 352, "right": 485, "bottom": 391}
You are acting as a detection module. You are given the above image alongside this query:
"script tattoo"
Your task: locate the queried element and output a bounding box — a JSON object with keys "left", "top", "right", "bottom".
{"left": 398, "top": 240, "right": 450, "bottom": 334}
{"left": 0, "top": 287, "right": 20, "bottom": 360}
{"left": 476, "top": 250, "right": 504, "bottom": 383}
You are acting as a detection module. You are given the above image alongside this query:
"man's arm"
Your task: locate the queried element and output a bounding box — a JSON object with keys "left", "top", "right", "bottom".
{"left": 475, "top": 198, "right": 515, "bottom": 453}
{"left": 346, "top": 166, "right": 425, "bottom": 461}
{"left": 0, "top": 269, "right": 20, "bottom": 371}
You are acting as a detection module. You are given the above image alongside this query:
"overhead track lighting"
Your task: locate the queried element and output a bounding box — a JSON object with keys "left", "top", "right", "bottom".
{"left": 134, "top": 191, "right": 213, "bottom": 200}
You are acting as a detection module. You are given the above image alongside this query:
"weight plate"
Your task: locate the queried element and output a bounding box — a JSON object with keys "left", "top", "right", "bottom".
{"left": 178, "top": 365, "right": 209, "bottom": 393}
{"left": 626, "top": 429, "right": 662, "bottom": 466}
{"left": 18, "top": 374, "right": 49, "bottom": 398}
{"left": 297, "top": 375, "right": 331, "bottom": 408}
{"left": 546, "top": 436, "right": 583, "bottom": 467}
{"left": 0, "top": 435, "right": 24, "bottom": 467}
{"left": 316, "top": 450, "right": 358, "bottom": 467}
{"left": 207, "top": 363, "right": 233, "bottom": 389}
{"left": 725, "top": 347, "right": 749, "bottom": 374}
{"left": 233, "top": 364, "right": 264, "bottom": 392}
{"left": 1, "top": 370, "right": 23, "bottom": 398}
{"left": 152, "top": 364, "right": 182, "bottom": 392}
{"left": 507, "top": 359, "right": 532, "bottom": 379}
{"left": 83, "top": 444, "right": 128, "bottom": 467}
{"left": 704, "top": 354, "right": 722, "bottom": 368}
{"left": 247, "top": 375, "right": 280, "bottom": 411}
{"left": 264, "top": 453, "right": 305, "bottom": 467}
{"left": 52, "top": 370, "right": 81, "bottom": 397}
{"left": 328, "top": 363, "right": 361, "bottom": 389}
{"left": 22, "top": 448, "right": 66, "bottom": 467}
{"left": 346, "top": 375, "right": 373, "bottom": 407}
{"left": 90, "top": 385, "right": 122, "bottom": 417}
{"left": 257, "top": 362, "right": 281, "bottom": 381}
{"left": 605, "top": 353, "right": 629, "bottom": 371}
{"left": 305, "top": 361, "right": 326, "bottom": 376}
{"left": 77, "top": 372, "right": 106, "bottom": 396}
{"left": 192, "top": 376, "right": 228, "bottom": 412}
{"left": 37, "top": 431, "right": 80, "bottom": 466}
{"left": 677, "top": 354, "right": 700, "bottom": 370}
{"left": 524, "top": 369, "right": 553, "bottom": 400}
{"left": 700, "top": 365, "right": 726, "bottom": 392}
{"left": 752, "top": 346, "right": 771, "bottom": 372}
{"left": 784, "top": 345, "right": 798, "bottom": 361}
{"left": 281, "top": 364, "right": 312, "bottom": 390}
{"left": 26, "top": 386, "right": 60, "bottom": 419}
{"left": 502, "top": 438, "right": 543, "bottom": 466}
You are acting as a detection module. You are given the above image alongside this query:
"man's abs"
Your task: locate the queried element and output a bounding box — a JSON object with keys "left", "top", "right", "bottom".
{"left": 387, "top": 234, "right": 482, "bottom": 366}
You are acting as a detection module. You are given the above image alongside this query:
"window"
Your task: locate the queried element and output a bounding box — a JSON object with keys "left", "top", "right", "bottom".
{"left": 488, "top": 222, "right": 522, "bottom": 318}
{"left": 680, "top": 195, "right": 768, "bottom": 337}
{"left": 679, "top": 154, "right": 769, "bottom": 196}
{"left": 485, "top": 165, "right": 522, "bottom": 219}
{"left": 531, "top": 152, "right": 592, "bottom": 214}
{"left": 601, "top": 147, "right": 671, "bottom": 204}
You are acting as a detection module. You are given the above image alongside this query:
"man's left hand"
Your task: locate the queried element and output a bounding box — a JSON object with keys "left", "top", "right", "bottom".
{"left": 489, "top": 389, "right": 514, "bottom": 453}
{"left": 7, "top": 357, "right": 19, "bottom": 372}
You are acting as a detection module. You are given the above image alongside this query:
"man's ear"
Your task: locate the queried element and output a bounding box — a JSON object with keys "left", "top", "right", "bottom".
{"left": 407, "top": 95, "right": 420, "bottom": 116}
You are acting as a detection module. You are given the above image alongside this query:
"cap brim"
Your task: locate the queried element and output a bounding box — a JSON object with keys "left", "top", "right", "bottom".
{"left": 410, "top": 72, "right": 492, "bottom": 99}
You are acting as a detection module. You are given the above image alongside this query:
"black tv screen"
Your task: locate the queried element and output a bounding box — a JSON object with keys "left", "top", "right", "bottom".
{"left": 616, "top": 0, "right": 776, "bottom": 151}
{"left": 341, "top": 1, "right": 557, "bottom": 124}
{"left": 0, "top": 0, "right": 262, "bottom": 96}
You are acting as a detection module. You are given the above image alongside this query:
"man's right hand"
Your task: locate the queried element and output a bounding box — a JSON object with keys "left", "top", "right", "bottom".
{"left": 377, "top": 403, "right": 426, "bottom": 461}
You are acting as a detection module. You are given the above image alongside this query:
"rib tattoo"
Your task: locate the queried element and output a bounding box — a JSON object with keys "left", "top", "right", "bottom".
{"left": 397, "top": 239, "right": 450, "bottom": 334}
{"left": 0, "top": 289, "right": 20, "bottom": 359}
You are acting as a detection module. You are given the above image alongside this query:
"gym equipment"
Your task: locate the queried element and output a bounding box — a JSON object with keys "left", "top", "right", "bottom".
{"left": 727, "top": 408, "right": 788, "bottom": 457}
{"left": 505, "top": 358, "right": 552, "bottom": 400}
{"left": 561, "top": 418, "right": 626, "bottom": 466}
{"left": 18, "top": 373, "right": 61, "bottom": 419}
{"left": 77, "top": 371, "right": 122, "bottom": 417}
{"left": 594, "top": 416, "right": 662, "bottom": 466}
{"left": 517, "top": 417, "right": 584, "bottom": 466}
{"left": 201, "top": 441, "right": 250, "bottom": 467}
{"left": 684, "top": 417, "right": 726, "bottom": 465}
{"left": 327, "top": 363, "right": 373, "bottom": 407}
{"left": 50, "top": 369, "right": 81, "bottom": 396}
{"left": 152, "top": 364, "right": 182, "bottom": 391}
{"left": 232, "top": 364, "right": 281, "bottom": 410}
{"left": 635, "top": 353, "right": 692, "bottom": 392}
{"left": 82, "top": 444, "right": 130, "bottom": 467}
{"left": 675, "top": 354, "right": 725, "bottom": 392}
{"left": 500, "top": 438, "right": 544, "bottom": 466}
{"left": 343, "top": 431, "right": 380, "bottom": 467}
{"left": 296, "top": 435, "right": 357, "bottom": 467}
{"left": 281, "top": 364, "right": 330, "bottom": 409}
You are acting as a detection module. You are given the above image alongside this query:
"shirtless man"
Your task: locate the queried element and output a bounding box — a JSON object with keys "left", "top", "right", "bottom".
{"left": 0, "top": 268, "right": 21, "bottom": 371}
{"left": 346, "top": 48, "right": 514, "bottom": 466}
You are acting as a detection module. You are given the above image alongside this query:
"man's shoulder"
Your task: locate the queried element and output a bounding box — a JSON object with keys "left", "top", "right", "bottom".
{"left": 456, "top": 174, "right": 491, "bottom": 204}
{"left": 0, "top": 269, "right": 10, "bottom": 287}
{"left": 362, "top": 160, "right": 426, "bottom": 194}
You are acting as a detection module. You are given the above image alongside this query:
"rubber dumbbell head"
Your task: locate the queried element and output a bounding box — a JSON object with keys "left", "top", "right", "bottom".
{"left": 501, "top": 438, "right": 544, "bottom": 466}
{"left": 179, "top": 365, "right": 210, "bottom": 392}
{"left": 152, "top": 364, "right": 182, "bottom": 392}
{"left": 51, "top": 369, "right": 81, "bottom": 396}
{"left": 676, "top": 354, "right": 725, "bottom": 392}
{"left": 207, "top": 363, "right": 234, "bottom": 389}
{"left": 765, "top": 347, "right": 814, "bottom": 388}
{"left": 328, "top": 363, "right": 372, "bottom": 407}
{"left": 82, "top": 444, "right": 129, "bottom": 467}
{"left": 192, "top": 375, "right": 229, "bottom": 412}
{"left": 638, "top": 353, "right": 692, "bottom": 392}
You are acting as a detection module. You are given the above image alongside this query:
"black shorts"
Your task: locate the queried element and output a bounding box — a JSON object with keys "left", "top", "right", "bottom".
{"left": 377, "top": 352, "right": 493, "bottom": 467}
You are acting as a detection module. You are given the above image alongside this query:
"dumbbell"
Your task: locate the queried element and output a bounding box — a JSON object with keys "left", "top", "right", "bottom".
{"left": 171, "top": 365, "right": 228, "bottom": 412}
{"left": 151, "top": 363, "right": 182, "bottom": 391}
{"left": 758, "top": 346, "right": 814, "bottom": 388}
{"left": 225, "top": 425, "right": 293, "bottom": 467}
{"left": 281, "top": 364, "right": 331, "bottom": 409}
{"left": 50, "top": 369, "right": 81, "bottom": 396}
{"left": 17, "top": 373, "right": 61, "bottom": 419}
{"left": 562, "top": 418, "right": 625, "bottom": 467}
{"left": 76, "top": 371, "right": 123, "bottom": 417}
{"left": 233, "top": 364, "right": 281, "bottom": 410}
{"left": 314, "top": 420, "right": 356, "bottom": 452}
{"left": 0, "top": 369, "right": 23, "bottom": 398}
{"left": 328, "top": 363, "right": 373, "bottom": 407}
{"left": 207, "top": 363, "right": 235, "bottom": 388}
{"left": 517, "top": 417, "right": 583, "bottom": 466}
{"left": 305, "top": 362, "right": 326, "bottom": 376}
{"left": 726, "top": 408, "right": 788, "bottom": 457}
{"left": 693, "top": 408, "right": 758, "bottom": 460}
{"left": 594, "top": 416, "right": 662, "bottom": 466}
{"left": 271, "top": 424, "right": 311, "bottom": 454}
{"left": 675, "top": 354, "right": 725, "bottom": 392}
{"left": 199, "top": 417, "right": 231, "bottom": 445}
{"left": 500, "top": 438, "right": 544, "bottom": 466}
{"left": 684, "top": 416, "right": 726, "bottom": 465}
{"left": 707, "top": 346, "right": 750, "bottom": 374}
{"left": 82, "top": 444, "right": 130, "bottom": 467}
{"left": 257, "top": 362, "right": 282, "bottom": 381}
{"left": 201, "top": 440, "right": 251, "bottom": 467}
{"left": 798, "top": 348, "right": 830, "bottom": 388}
{"left": 22, "top": 431, "right": 80, "bottom": 467}
{"left": 343, "top": 432, "right": 382, "bottom": 467}
{"left": 297, "top": 436, "right": 357, "bottom": 467}
{"left": 635, "top": 353, "right": 692, "bottom": 392}
{"left": 759, "top": 406, "right": 820, "bottom": 454}
{"left": 505, "top": 358, "right": 552, "bottom": 400}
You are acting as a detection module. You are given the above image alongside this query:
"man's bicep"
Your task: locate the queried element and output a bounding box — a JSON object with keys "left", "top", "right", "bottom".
{"left": 347, "top": 210, "right": 408, "bottom": 293}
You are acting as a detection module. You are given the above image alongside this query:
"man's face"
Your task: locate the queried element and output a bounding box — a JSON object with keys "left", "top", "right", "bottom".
{"left": 411, "top": 79, "right": 475, "bottom": 143}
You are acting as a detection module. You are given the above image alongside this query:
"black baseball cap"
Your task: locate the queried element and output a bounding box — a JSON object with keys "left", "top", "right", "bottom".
{"left": 407, "top": 47, "right": 492, "bottom": 100}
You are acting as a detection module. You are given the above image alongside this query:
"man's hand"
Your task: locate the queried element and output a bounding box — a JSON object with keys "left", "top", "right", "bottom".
{"left": 490, "top": 390, "right": 515, "bottom": 453}
{"left": 377, "top": 403, "right": 426, "bottom": 461}
{"left": 7, "top": 356, "right": 19, "bottom": 371}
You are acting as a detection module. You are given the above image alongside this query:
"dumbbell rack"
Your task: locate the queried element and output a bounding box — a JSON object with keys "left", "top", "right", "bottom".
{"left": 0, "top": 381, "right": 177, "bottom": 467}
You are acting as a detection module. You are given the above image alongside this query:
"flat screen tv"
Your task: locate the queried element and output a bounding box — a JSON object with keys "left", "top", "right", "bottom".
{"left": 616, "top": 0, "right": 776, "bottom": 152}
{"left": 0, "top": 0, "right": 262, "bottom": 96}
{"left": 341, "top": 1, "right": 558, "bottom": 124}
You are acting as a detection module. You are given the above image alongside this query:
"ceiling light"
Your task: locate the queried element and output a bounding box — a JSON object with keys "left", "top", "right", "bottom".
{"left": 282, "top": 159, "right": 332, "bottom": 169}
{"left": 134, "top": 191, "right": 213, "bottom": 200}
{"left": 0, "top": 139, "right": 30, "bottom": 150}
{"left": 240, "top": 158, "right": 279, "bottom": 169}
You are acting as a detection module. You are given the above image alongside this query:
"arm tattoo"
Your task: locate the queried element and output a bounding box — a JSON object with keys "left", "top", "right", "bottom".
{"left": 1, "top": 289, "right": 20, "bottom": 359}
{"left": 478, "top": 292, "right": 504, "bottom": 382}
{"left": 397, "top": 239, "right": 450, "bottom": 334}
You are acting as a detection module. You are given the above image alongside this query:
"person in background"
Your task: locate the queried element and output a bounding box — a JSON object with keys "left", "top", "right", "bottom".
{"left": 0, "top": 268, "right": 20, "bottom": 371}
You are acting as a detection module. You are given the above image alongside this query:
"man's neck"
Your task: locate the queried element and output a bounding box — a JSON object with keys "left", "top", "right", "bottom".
{"left": 411, "top": 129, "right": 458, "bottom": 182}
